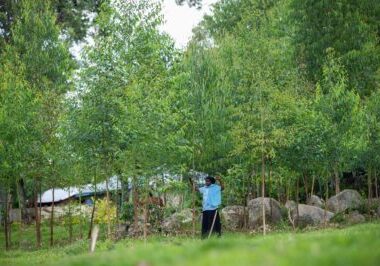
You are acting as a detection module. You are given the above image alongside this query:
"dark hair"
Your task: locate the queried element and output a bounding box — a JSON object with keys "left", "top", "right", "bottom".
{"left": 205, "top": 176, "right": 216, "bottom": 184}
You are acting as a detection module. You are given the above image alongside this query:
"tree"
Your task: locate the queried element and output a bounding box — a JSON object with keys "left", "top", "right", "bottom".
{"left": 291, "top": 0, "right": 380, "bottom": 97}
{"left": 314, "top": 50, "right": 365, "bottom": 194}
{"left": 0, "top": 0, "right": 102, "bottom": 47}
{"left": 1, "top": 0, "right": 73, "bottom": 248}
{"left": 71, "top": 0, "right": 182, "bottom": 239}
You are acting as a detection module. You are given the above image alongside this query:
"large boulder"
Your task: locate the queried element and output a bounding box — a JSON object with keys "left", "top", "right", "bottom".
{"left": 221, "top": 206, "right": 246, "bottom": 231}
{"left": 327, "top": 189, "right": 363, "bottom": 213}
{"left": 307, "top": 195, "right": 325, "bottom": 208}
{"left": 161, "top": 208, "right": 194, "bottom": 233}
{"left": 247, "top": 197, "right": 282, "bottom": 228}
{"left": 345, "top": 211, "right": 365, "bottom": 225}
{"left": 288, "top": 204, "right": 334, "bottom": 227}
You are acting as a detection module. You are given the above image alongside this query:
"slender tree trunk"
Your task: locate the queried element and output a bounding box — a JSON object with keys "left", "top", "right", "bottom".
{"left": 8, "top": 191, "right": 12, "bottom": 248}
{"left": 269, "top": 159, "right": 273, "bottom": 219}
{"left": 261, "top": 152, "right": 266, "bottom": 236}
{"left": 163, "top": 174, "right": 167, "bottom": 207}
{"left": 191, "top": 175, "right": 196, "bottom": 238}
{"left": 39, "top": 183, "right": 42, "bottom": 226}
{"left": 50, "top": 188, "right": 55, "bottom": 247}
{"left": 4, "top": 188, "right": 10, "bottom": 251}
{"left": 143, "top": 186, "right": 148, "bottom": 244}
{"left": 367, "top": 168, "right": 372, "bottom": 206}
{"left": 16, "top": 178, "right": 27, "bottom": 223}
{"left": 303, "top": 173, "right": 309, "bottom": 200}
{"left": 143, "top": 203, "right": 148, "bottom": 243}
{"left": 133, "top": 176, "right": 139, "bottom": 233}
{"left": 88, "top": 171, "right": 97, "bottom": 239}
{"left": 375, "top": 169, "right": 378, "bottom": 199}
{"left": 244, "top": 169, "right": 254, "bottom": 229}
{"left": 334, "top": 167, "right": 340, "bottom": 195}
{"left": 68, "top": 190, "right": 73, "bottom": 243}
{"left": 34, "top": 178, "right": 41, "bottom": 248}
{"left": 296, "top": 176, "right": 300, "bottom": 225}
{"left": 311, "top": 175, "right": 315, "bottom": 196}
{"left": 324, "top": 178, "right": 329, "bottom": 227}
{"left": 114, "top": 177, "right": 119, "bottom": 239}
{"left": 286, "top": 180, "right": 290, "bottom": 202}
{"left": 79, "top": 189, "right": 83, "bottom": 239}
{"left": 106, "top": 177, "right": 111, "bottom": 239}
{"left": 191, "top": 156, "right": 196, "bottom": 238}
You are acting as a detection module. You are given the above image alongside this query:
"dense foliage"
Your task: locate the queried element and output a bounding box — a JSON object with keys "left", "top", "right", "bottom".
{"left": 0, "top": 0, "right": 379, "bottom": 250}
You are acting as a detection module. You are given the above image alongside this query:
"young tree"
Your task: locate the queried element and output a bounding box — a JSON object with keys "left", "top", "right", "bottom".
{"left": 2, "top": 0, "right": 73, "bottom": 247}
{"left": 314, "top": 50, "right": 365, "bottom": 195}
{"left": 72, "top": 0, "right": 182, "bottom": 239}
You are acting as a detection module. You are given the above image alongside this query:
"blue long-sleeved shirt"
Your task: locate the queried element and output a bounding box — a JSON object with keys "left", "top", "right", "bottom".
{"left": 199, "top": 184, "right": 221, "bottom": 211}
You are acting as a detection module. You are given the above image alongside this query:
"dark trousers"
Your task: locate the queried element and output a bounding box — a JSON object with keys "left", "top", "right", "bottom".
{"left": 201, "top": 209, "right": 221, "bottom": 238}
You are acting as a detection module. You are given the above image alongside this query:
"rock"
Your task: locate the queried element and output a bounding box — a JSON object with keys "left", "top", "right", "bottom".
{"left": 307, "top": 195, "right": 325, "bottom": 208}
{"left": 162, "top": 208, "right": 194, "bottom": 233}
{"left": 221, "top": 206, "right": 246, "bottom": 230}
{"left": 345, "top": 211, "right": 365, "bottom": 224}
{"left": 289, "top": 204, "right": 334, "bottom": 227}
{"left": 247, "top": 197, "right": 282, "bottom": 228}
{"left": 115, "top": 223, "right": 129, "bottom": 240}
{"left": 285, "top": 200, "right": 296, "bottom": 210}
{"left": 327, "top": 189, "right": 363, "bottom": 213}
{"left": 127, "top": 221, "right": 151, "bottom": 237}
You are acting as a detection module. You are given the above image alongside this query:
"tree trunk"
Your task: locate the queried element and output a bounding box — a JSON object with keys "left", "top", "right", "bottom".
{"left": 303, "top": 173, "right": 309, "bottom": 200}
{"left": 79, "top": 189, "right": 83, "bottom": 239}
{"left": 8, "top": 191, "right": 13, "bottom": 248}
{"left": 191, "top": 175, "right": 196, "bottom": 238}
{"left": 311, "top": 175, "right": 315, "bottom": 196}
{"left": 4, "top": 188, "right": 10, "bottom": 251}
{"left": 132, "top": 176, "right": 139, "bottom": 233}
{"left": 261, "top": 152, "right": 266, "bottom": 236}
{"left": 269, "top": 159, "right": 273, "bottom": 219}
{"left": 375, "top": 169, "right": 378, "bottom": 199}
{"left": 34, "top": 178, "right": 41, "bottom": 248}
{"left": 367, "top": 168, "right": 372, "bottom": 208}
{"left": 143, "top": 193, "right": 148, "bottom": 244}
{"left": 16, "top": 178, "right": 28, "bottom": 223}
{"left": 296, "top": 176, "right": 300, "bottom": 224}
{"left": 324, "top": 178, "right": 329, "bottom": 227}
{"left": 39, "top": 183, "right": 42, "bottom": 226}
{"left": 114, "top": 177, "right": 119, "bottom": 239}
{"left": 286, "top": 180, "right": 290, "bottom": 202}
{"left": 334, "top": 167, "right": 340, "bottom": 195}
{"left": 88, "top": 173, "right": 97, "bottom": 239}
{"left": 244, "top": 169, "right": 255, "bottom": 229}
{"left": 68, "top": 190, "right": 73, "bottom": 243}
{"left": 106, "top": 177, "right": 111, "bottom": 239}
{"left": 50, "top": 188, "right": 55, "bottom": 247}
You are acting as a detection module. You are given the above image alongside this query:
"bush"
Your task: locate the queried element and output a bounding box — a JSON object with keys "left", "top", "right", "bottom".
{"left": 94, "top": 198, "right": 116, "bottom": 224}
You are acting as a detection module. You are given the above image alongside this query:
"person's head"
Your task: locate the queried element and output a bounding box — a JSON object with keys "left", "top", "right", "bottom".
{"left": 204, "top": 176, "right": 216, "bottom": 186}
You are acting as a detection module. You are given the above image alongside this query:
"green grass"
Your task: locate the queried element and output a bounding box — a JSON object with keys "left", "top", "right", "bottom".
{"left": 1, "top": 222, "right": 380, "bottom": 266}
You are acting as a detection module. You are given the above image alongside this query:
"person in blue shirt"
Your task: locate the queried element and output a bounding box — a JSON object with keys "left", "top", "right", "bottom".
{"left": 194, "top": 175, "right": 224, "bottom": 238}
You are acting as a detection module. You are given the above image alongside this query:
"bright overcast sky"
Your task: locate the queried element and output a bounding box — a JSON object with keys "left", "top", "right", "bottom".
{"left": 161, "top": 0, "right": 217, "bottom": 48}
{"left": 70, "top": 1, "right": 217, "bottom": 59}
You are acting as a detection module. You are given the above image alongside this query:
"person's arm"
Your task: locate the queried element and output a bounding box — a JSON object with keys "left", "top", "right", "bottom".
{"left": 215, "top": 176, "right": 224, "bottom": 191}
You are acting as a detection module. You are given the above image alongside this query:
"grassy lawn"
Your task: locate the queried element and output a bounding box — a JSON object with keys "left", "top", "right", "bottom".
{"left": 1, "top": 222, "right": 380, "bottom": 266}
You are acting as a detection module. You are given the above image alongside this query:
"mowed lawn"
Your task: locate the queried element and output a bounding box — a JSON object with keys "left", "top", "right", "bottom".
{"left": 1, "top": 222, "right": 380, "bottom": 266}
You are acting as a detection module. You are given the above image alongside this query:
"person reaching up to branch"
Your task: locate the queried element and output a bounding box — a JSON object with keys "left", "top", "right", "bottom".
{"left": 190, "top": 175, "right": 224, "bottom": 238}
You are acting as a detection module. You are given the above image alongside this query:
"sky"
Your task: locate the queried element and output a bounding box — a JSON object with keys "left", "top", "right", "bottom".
{"left": 70, "top": 1, "right": 217, "bottom": 59}
{"left": 160, "top": 0, "right": 217, "bottom": 48}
